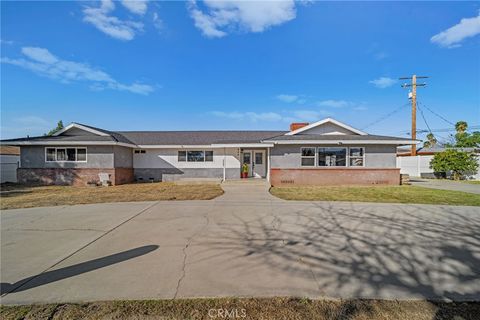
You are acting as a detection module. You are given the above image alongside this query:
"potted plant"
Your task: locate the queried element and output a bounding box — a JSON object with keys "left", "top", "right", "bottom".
{"left": 241, "top": 163, "right": 249, "bottom": 178}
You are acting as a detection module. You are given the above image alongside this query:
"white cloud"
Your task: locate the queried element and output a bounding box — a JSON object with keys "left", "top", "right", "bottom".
{"left": 121, "top": 0, "right": 148, "bottom": 15}
{"left": 15, "top": 116, "right": 50, "bottom": 127}
{"left": 83, "top": 0, "right": 144, "bottom": 41}
{"left": 292, "top": 110, "right": 331, "bottom": 122}
{"left": 211, "top": 111, "right": 282, "bottom": 122}
{"left": 1, "top": 46, "right": 154, "bottom": 95}
{"left": 152, "top": 12, "right": 164, "bottom": 32}
{"left": 1, "top": 39, "right": 14, "bottom": 45}
{"left": 276, "top": 94, "right": 298, "bottom": 103}
{"left": 316, "top": 100, "right": 353, "bottom": 108}
{"left": 187, "top": 0, "right": 297, "bottom": 38}
{"left": 431, "top": 11, "right": 480, "bottom": 48}
{"left": 353, "top": 106, "right": 368, "bottom": 111}
{"left": 211, "top": 109, "right": 331, "bottom": 123}
{"left": 374, "top": 51, "right": 388, "bottom": 60}
{"left": 369, "top": 77, "right": 397, "bottom": 89}
{"left": 1, "top": 116, "right": 53, "bottom": 138}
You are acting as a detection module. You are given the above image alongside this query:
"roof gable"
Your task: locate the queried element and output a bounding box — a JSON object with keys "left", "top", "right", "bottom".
{"left": 53, "top": 123, "right": 110, "bottom": 137}
{"left": 286, "top": 118, "right": 367, "bottom": 136}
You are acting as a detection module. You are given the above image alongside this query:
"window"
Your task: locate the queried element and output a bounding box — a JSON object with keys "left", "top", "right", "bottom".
{"left": 318, "top": 147, "right": 346, "bottom": 166}
{"left": 46, "top": 148, "right": 56, "bottom": 161}
{"left": 243, "top": 152, "right": 251, "bottom": 164}
{"left": 301, "top": 147, "right": 315, "bottom": 166}
{"left": 205, "top": 151, "right": 214, "bottom": 162}
{"left": 187, "top": 151, "right": 205, "bottom": 162}
{"left": 178, "top": 151, "right": 186, "bottom": 162}
{"left": 67, "top": 148, "right": 76, "bottom": 161}
{"left": 134, "top": 149, "right": 146, "bottom": 154}
{"left": 56, "top": 148, "right": 67, "bottom": 161}
{"left": 255, "top": 152, "right": 263, "bottom": 165}
{"left": 349, "top": 147, "right": 364, "bottom": 167}
{"left": 77, "top": 148, "right": 87, "bottom": 161}
{"left": 45, "top": 147, "right": 87, "bottom": 162}
{"left": 179, "top": 150, "right": 213, "bottom": 162}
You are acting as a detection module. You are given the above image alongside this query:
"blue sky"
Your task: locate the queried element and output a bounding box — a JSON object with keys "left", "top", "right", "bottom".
{"left": 1, "top": 1, "right": 479, "bottom": 141}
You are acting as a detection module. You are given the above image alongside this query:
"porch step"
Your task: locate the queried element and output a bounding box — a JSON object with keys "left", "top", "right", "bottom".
{"left": 222, "top": 178, "right": 269, "bottom": 186}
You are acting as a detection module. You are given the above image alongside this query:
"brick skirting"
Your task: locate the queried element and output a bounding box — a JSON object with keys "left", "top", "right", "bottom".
{"left": 270, "top": 168, "right": 400, "bottom": 186}
{"left": 17, "top": 168, "right": 134, "bottom": 186}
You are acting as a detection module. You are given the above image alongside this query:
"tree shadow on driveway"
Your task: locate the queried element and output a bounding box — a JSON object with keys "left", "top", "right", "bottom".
{"left": 1, "top": 245, "right": 159, "bottom": 295}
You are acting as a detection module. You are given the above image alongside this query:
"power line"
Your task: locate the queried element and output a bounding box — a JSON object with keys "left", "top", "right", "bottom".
{"left": 394, "top": 125, "right": 480, "bottom": 135}
{"left": 417, "top": 104, "right": 433, "bottom": 134}
{"left": 417, "top": 101, "right": 455, "bottom": 126}
{"left": 362, "top": 102, "right": 410, "bottom": 130}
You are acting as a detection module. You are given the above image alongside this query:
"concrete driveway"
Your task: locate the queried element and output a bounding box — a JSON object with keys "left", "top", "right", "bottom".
{"left": 410, "top": 178, "right": 480, "bottom": 194}
{"left": 1, "top": 181, "right": 480, "bottom": 304}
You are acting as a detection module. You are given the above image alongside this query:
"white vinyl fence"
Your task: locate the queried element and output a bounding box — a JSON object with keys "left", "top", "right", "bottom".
{"left": 0, "top": 155, "right": 19, "bottom": 183}
{"left": 397, "top": 154, "right": 480, "bottom": 180}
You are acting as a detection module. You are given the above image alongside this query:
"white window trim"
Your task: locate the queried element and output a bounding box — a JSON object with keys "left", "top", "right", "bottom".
{"left": 134, "top": 149, "right": 146, "bottom": 154}
{"left": 178, "top": 150, "right": 214, "bottom": 162}
{"left": 300, "top": 147, "right": 316, "bottom": 167}
{"left": 301, "top": 146, "right": 366, "bottom": 168}
{"left": 45, "top": 147, "right": 88, "bottom": 163}
{"left": 349, "top": 147, "right": 365, "bottom": 167}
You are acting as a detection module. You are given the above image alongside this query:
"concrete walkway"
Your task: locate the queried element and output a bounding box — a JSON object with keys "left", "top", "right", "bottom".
{"left": 410, "top": 178, "right": 480, "bottom": 194}
{"left": 1, "top": 182, "right": 479, "bottom": 304}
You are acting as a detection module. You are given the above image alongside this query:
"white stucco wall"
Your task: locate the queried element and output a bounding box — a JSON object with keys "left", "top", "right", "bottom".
{"left": 133, "top": 147, "right": 241, "bottom": 169}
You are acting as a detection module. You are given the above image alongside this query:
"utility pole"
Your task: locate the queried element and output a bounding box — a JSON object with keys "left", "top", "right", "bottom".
{"left": 399, "top": 75, "right": 428, "bottom": 156}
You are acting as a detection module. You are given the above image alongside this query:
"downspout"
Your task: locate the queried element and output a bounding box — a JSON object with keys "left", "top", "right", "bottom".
{"left": 223, "top": 147, "right": 226, "bottom": 182}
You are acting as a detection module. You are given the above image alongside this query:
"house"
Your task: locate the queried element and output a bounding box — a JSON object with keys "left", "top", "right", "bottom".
{"left": 0, "top": 118, "right": 416, "bottom": 186}
{"left": 0, "top": 146, "right": 20, "bottom": 183}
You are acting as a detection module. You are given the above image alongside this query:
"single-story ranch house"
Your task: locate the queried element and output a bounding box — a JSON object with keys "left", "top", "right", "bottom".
{"left": 0, "top": 118, "right": 416, "bottom": 186}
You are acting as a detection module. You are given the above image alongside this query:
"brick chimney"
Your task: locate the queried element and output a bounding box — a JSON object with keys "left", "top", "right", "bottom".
{"left": 290, "top": 122, "right": 309, "bottom": 132}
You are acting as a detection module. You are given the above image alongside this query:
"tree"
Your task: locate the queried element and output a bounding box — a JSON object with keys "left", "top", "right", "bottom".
{"left": 423, "top": 133, "right": 437, "bottom": 148}
{"left": 455, "top": 121, "right": 468, "bottom": 133}
{"left": 448, "top": 121, "right": 480, "bottom": 148}
{"left": 45, "top": 120, "right": 64, "bottom": 136}
{"left": 430, "top": 149, "right": 479, "bottom": 180}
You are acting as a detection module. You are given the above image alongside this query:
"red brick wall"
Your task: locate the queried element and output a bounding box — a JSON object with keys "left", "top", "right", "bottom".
{"left": 270, "top": 168, "right": 400, "bottom": 186}
{"left": 18, "top": 168, "right": 134, "bottom": 186}
{"left": 114, "top": 168, "right": 134, "bottom": 185}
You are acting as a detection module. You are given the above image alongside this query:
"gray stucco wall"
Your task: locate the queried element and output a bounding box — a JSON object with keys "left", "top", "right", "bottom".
{"left": 113, "top": 146, "right": 133, "bottom": 168}
{"left": 270, "top": 144, "right": 397, "bottom": 168}
{"left": 20, "top": 145, "right": 116, "bottom": 168}
{"left": 134, "top": 168, "right": 239, "bottom": 182}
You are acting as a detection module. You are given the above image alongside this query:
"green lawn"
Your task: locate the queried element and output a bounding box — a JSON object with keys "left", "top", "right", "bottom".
{"left": 270, "top": 185, "right": 480, "bottom": 206}
{"left": 1, "top": 298, "right": 479, "bottom": 320}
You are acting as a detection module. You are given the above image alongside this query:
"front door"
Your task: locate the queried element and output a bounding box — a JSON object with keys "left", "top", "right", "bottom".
{"left": 242, "top": 151, "right": 252, "bottom": 177}
{"left": 253, "top": 151, "right": 265, "bottom": 178}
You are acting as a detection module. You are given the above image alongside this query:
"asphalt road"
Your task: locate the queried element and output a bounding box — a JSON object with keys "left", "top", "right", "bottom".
{"left": 1, "top": 182, "right": 479, "bottom": 304}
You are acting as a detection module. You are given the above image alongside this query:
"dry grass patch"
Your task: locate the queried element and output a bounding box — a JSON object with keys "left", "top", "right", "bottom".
{"left": 270, "top": 185, "right": 480, "bottom": 206}
{"left": 0, "top": 183, "right": 223, "bottom": 210}
{"left": 1, "top": 298, "right": 479, "bottom": 320}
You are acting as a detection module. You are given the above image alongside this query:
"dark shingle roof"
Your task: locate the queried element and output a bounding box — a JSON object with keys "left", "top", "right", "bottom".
{"left": 264, "top": 134, "right": 414, "bottom": 142}
{"left": 1, "top": 122, "right": 413, "bottom": 146}
{"left": 0, "top": 135, "right": 117, "bottom": 143}
{"left": 73, "top": 123, "right": 136, "bottom": 144}
{"left": 117, "top": 131, "right": 287, "bottom": 145}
